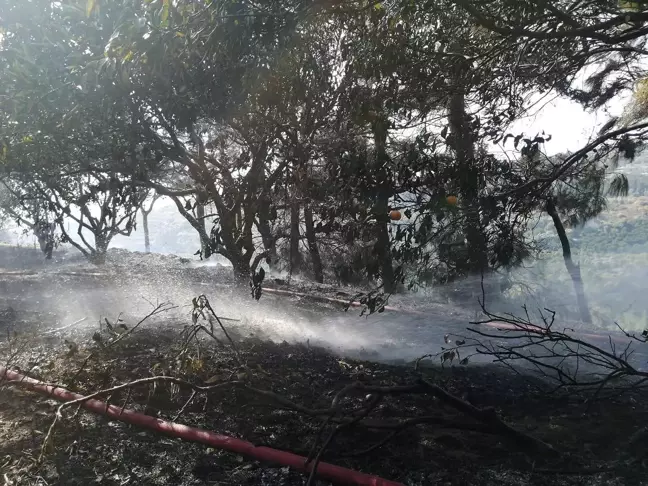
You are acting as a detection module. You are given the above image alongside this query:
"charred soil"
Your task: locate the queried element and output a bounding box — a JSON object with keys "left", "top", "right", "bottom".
{"left": 0, "top": 247, "right": 647, "bottom": 485}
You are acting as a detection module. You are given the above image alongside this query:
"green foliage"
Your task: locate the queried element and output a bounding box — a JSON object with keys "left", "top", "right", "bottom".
{"left": 1, "top": 0, "right": 648, "bottom": 290}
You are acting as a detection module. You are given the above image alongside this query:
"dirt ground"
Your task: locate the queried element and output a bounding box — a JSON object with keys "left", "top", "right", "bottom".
{"left": 1, "top": 246, "right": 648, "bottom": 486}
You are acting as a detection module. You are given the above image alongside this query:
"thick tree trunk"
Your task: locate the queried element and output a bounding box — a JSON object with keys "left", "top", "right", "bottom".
{"left": 231, "top": 255, "right": 251, "bottom": 283}
{"left": 35, "top": 224, "right": 54, "bottom": 260}
{"left": 90, "top": 234, "right": 109, "bottom": 265}
{"left": 290, "top": 199, "right": 302, "bottom": 276}
{"left": 142, "top": 211, "right": 151, "bottom": 253}
{"left": 304, "top": 203, "right": 324, "bottom": 283}
{"left": 546, "top": 199, "right": 592, "bottom": 324}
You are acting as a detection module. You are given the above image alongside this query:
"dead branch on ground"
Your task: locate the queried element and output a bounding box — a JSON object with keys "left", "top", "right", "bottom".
{"left": 467, "top": 302, "right": 648, "bottom": 400}
{"left": 71, "top": 301, "right": 176, "bottom": 381}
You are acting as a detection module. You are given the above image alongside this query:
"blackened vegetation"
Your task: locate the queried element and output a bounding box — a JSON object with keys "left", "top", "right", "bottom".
{"left": 2, "top": 319, "right": 648, "bottom": 485}
{"left": 0, "top": 251, "right": 646, "bottom": 484}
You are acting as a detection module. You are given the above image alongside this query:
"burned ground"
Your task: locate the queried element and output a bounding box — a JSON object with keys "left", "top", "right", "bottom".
{"left": 0, "top": 246, "right": 647, "bottom": 485}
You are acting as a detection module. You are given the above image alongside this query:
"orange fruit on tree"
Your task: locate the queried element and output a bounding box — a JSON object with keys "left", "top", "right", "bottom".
{"left": 389, "top": 210, "right": 402, "bottom": 221}
{"left": 446, "top": 195, "right": 458, "bottom": 206}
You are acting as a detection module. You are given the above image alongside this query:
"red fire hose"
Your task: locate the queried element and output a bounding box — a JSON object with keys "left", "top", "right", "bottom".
{"left": 0, "top": 367, "right": 403, "bottom": 486}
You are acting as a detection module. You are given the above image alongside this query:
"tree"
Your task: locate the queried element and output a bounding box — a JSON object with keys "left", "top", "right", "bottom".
{"left": 4, "top": 173, "right": 145, "bottom": 264}
{"left": 2, "top": 0, "right": 642, "bottom": 300}
{"left": 451, "top": 0, "right": 648, "bottom": 183}
{"left": 0, "top": 0, "right": 159, "bottom": 263}
{"left": 91, "top": 0, "right": 320, "bottom": 279}
{"left": 508, "top": 130, "right": 634, "bottom": 324}
{"left": 0, "top": 179, "right": 58, "bottom": 259}
{"left": 452, "top": 0, "right": 648, "bottom": 107}
{"left": 139, "top": 193, "right": 161, "bottom": 254}
{"left": 546, "top": 197, "right": 592, "bottom": 323}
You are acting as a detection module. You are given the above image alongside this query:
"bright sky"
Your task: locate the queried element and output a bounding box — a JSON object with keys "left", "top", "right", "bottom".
{"left": 503, "top": 58, "right": 640, "bottom": 157}
{"left": 495, "top": 91, "right": 630, "bottom": 157}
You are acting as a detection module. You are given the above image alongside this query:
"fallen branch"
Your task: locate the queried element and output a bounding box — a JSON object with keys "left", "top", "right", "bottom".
{"left": 261, "top": 287, "right": 423, "bottom": 315}
{"left": 468, "top": 303, "right": 648, "bottom": 398}
{"left": 71, "top": 302, "right": 174, "bottom": 381}
{"left": 419, "top": 376, "right": 557, "bottom": 455}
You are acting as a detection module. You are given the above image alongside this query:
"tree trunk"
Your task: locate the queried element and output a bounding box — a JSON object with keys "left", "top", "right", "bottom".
{"left": 142, "top": 211, "right": 151, "bottom": 253}
{"left": 167, "top": 195, "right": 212, "bottom": 257}
{"left": 91, "top": 234, "right": 108, "bottom": 265}
{"left": 257, "top": 217, "right": 277, "bottom": 266}
{"left": 231, "top": 255, "right": 251, "bottom": 283}
{"left": 290, "top": 199, "right": 302, "bottom": 276}
{"left": 445, "top": 53, "right": 488, "bottom": 286}
{"left": 546, "top": 199, "right": 592, "bottom": 324}
{"left": 304, "top": 203, "right": 324, "bottom": 283}
{"left": 140, "top": 195, "right": 159, "bottom": 254}
{"left": 35, "top": 223, "right": 54, "bottom": 260}
{"left": 256, "top": 170, "right": 278, "bottom": 267}
{"left": 372, "top": 116, "right": 395, "bottom": 293}
{"left": 448, "top": 91, "right": 487, "bottom": 277}
{"left": 376, "top": 207, "right": 395, "bottom": 292}
{"left": 196, "top": 203, "right": 209, "bottom": 259}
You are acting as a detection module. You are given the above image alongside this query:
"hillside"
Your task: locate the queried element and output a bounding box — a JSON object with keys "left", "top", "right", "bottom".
{"left": 512, "top": 156, "right": 648, "bottom": 331}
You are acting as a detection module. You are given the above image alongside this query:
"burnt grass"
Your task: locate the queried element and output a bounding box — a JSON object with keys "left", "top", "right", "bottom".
{"left": 0, "top": 249, "right": 647, "bottom": 485}
{"left": 2, "top": 323, "right": 648, "bottom": 486}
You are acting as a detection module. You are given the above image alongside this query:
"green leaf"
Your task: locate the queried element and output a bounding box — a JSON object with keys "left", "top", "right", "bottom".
{"left": 619, "top": 1, "right": 642, "bottom": 12}
{"left": 373, "top": 2, "right": 383, "bottom": 10}
{"left": 86, "top": 0, "right": 96, "bottom": 18}
{"left": 161, "top": 0, "right": 170, "bottom": 27}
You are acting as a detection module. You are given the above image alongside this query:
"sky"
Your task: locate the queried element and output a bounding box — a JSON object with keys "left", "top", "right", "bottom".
{"left": 497, "top": 91, "right": 630, "bottom": 157}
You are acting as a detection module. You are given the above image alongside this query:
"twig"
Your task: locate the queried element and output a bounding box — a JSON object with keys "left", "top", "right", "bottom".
{"left": 36, "top": 376, "right": 244, "bottom": 458}
{"left": 43, "top": 317, "right": 87, "bottom": 335}
{"left": 119, "top": 387, "right": 132, "bottom": 416}
{"left": 70, "top": 302, "right": 174, "bottom": 381}
{"left": 173, "top": 390, "right": 198, "bottom": 422}
{"left": 306, "top": 391, "right": 383, "bottom": 485}
{"left": 107, "top": 303, "right": 176, "bottom": 348}
{"left": 343, "top": 429, "right": 401, "bottom": 457}
{"left": 306, "top": 426, "right": 340, "bottom": 486}
{"left": 469, "top": 304, "right": 648, "bottom": 398}
{"left": 199, "top": 295, "right": 245, "bottom": 367}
